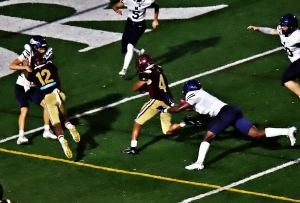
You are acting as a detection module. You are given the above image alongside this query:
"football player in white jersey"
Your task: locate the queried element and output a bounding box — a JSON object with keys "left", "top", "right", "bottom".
{"left": 247, "top": 14, "right": 300, "bottom": 97}
{"left": 157, "top": 80, "right": 297, "bottom": 170}
{"left": 112, "top": 0, "right": 159, "bottom": 76}
{"left": 9, "top": 35, "right": 56, "bottom": 145}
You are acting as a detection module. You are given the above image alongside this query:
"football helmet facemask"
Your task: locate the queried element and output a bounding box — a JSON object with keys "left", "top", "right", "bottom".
{"left": 182, "top": 80, "right": 202, "bottom": 95}
{"left": 29, "top": 35, "right": 48, "bottom": 53}
{"left": 279, "top": 14, "right": 298, "bottom": 36}
{"left": 31, "top": 53, "right": 47, "bottom": 69}
{"left": 136, "top": 54, "right": 154, "bottom": 73}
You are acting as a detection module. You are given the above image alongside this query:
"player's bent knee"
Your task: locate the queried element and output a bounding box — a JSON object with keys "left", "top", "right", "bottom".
{"left": 281, "top": 75, "right": 293, "bottom": 86}
{"left": 203, "top": 133, "right": 216, "bottom": 142}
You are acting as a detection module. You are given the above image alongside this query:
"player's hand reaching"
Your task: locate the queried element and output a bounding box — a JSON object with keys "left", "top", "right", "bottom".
{"left": 247, "top": 26, "right": 260, "bottom": 31}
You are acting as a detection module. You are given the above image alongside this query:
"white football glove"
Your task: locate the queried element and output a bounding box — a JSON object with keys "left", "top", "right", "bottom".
{"left": 43, "top": 47, "right": 54, "bottom": 60}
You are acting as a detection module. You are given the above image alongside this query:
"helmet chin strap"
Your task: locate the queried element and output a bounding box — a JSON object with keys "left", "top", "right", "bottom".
{"left": 282, "top": 28, "right": 294, "bottom": 37}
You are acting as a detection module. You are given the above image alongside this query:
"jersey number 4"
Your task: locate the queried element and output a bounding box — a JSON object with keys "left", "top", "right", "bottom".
{"left": 159, "top": 74, "right": 167, "bottom": 92}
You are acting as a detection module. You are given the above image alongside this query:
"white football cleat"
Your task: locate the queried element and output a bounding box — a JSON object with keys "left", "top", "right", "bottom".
{"left": 61, "top": 139, "right": 72, "bottom": 158}
{"left": 69, "top": 126, "right": 80, "bottom": 143}
{"left": 43, "top": 130, "right": 57, "bottom": 139}
{"left": 119, "top": 69, "right": 127, "bottom": 76}
{"left": 287, "top": 126, "right": 296, "bottom": 146}
{"left": 17, "top": 135, "right": 29, "bottom": 145}
{"left": 185, "top": 162, "right": 204, "bottom": 170}
{"left": 138, "top": 48, "right": 145, "bottom": 56}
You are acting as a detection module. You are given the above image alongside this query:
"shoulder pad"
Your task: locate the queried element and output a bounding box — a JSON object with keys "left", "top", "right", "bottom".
{"left": 24, "top": 44, "right": 31, "bottom": 51}
{"left": 43, "top": 47, "right": 54, "bottom": 60}
{"left": 154, "top": 65, "right": 163, "bottom": 71}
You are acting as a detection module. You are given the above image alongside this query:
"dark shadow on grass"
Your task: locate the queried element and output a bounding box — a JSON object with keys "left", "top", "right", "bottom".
{"left": 66, "top": 93, "right": 123, "bottom": 161}
{"left": 186, "top": 126, "right": 297, "bottom": 167}
{"left": 121, "top": 37, "right": 220, "bottom": 81}
{"left": 155, "top": 37, "right": 220, "bottom": 66}
{"left": 137, "top": 114, "right": 208, "bottom": 153}
{"left": 137, "top": 134, "right": 166, "bottom": 153}
{"left": 124, "top": 70, "right": 139, "bottom": 81}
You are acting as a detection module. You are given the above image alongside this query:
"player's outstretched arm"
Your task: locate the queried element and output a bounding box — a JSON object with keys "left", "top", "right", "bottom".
{"left": 247, "top": 26, "right": 278, "bottom": 35}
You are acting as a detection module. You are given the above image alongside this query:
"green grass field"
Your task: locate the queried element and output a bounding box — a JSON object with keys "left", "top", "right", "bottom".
{"left": 0, "top": 0, "right": 300, "bottom": 203}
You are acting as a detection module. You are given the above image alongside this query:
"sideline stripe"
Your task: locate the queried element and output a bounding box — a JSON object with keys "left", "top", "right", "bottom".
{"left": 1, "top": 147, "right": 299, "bottom": 203}
{"left": 0, "top": 46, "right": 283, "bottom": 143}
{"left": 180, "top": 158, "right": 300, "bottom": 203}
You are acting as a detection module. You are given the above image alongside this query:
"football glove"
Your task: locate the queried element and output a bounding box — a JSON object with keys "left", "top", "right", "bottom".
{"left": 165, "top": 94, "right": 174, "bottom": 107}
{"left": 157, "top": 106, "right": 167, "bottom": 113}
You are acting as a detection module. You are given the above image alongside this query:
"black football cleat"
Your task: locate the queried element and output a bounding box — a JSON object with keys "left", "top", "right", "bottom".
{"left": 122, "top": 147, "right": 138, "bottom": 155}
{"left": 184, "top": 115, "right": 202, "bottom": 127}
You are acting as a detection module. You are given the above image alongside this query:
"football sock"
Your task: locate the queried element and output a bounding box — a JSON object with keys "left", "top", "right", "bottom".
{"left": 65, "top": 122, "right": 73, "bottom": 130}
{"left": 122, "top": 44, "right": 134, "bottom": 70}
{"left": 196, "top": 141, "right": 210, "bottom": 163}
{"left": 131, "top": 140, "right": 137, "bottom": 148}
{"left": 179, "top": 120, "right": 186, "bottom": 127}
{"left": 44, "top": 125, "right": 50, "bottom": 131}
{"left": 58, "top": 135, "right": 65, "bottom": 143}
{"left": 265, "top": 128, "right": 289, "bottom": 137}
{"left": 19, "top": 130, "right": 24, "bottom": 136}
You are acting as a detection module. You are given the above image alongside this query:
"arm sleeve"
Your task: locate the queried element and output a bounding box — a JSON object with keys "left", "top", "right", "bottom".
{"left": 185, "top": 92, "right": 197, "bottom": 106}
{"left": 259, "top": 27, "right": 276, "bottom": 35}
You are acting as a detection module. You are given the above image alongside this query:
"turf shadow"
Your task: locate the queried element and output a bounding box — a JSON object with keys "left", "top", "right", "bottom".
{"left": 67, "top": 93, "right": 123, "bottom": 161}
{"left": 154, "top": 37, "right": 220, "bottom": 66}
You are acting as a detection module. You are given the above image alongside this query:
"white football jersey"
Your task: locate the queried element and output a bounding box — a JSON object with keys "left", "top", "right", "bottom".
{"left": 16, "top": 44, "right": 35, "bottom": 88}
{"left": 185, "top": 89, "right": 227, "bottom": 117}
{"left": 121, "top": 0, "right": 155, "bottom": 22}
{"left": 277, "top": 25, "right": 300, "bottom": 62}
{"left": 15, "top": 44, "right": 54, "bottom": 89}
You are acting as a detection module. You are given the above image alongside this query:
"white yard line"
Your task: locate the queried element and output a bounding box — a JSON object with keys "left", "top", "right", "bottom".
{"left": 180, "top": 158, "right": 300, "bottom": 203}
{"left": 0, "top": 46, "right": 283, "bottom": 143}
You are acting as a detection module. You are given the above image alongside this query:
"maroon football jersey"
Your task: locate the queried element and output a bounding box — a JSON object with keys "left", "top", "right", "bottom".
{"left": 27, "top": 63, "right": 60, "bottom": 94}
{"left": 139, "top": 65, "right": 173, "bottom": 104}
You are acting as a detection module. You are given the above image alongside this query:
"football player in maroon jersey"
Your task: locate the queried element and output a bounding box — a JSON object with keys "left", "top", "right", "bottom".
{"left": 122, "top": 54, "right": 174, "bottom": 154}
{"left": 25, "top": 53, "right": 80, "bottom": 158}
